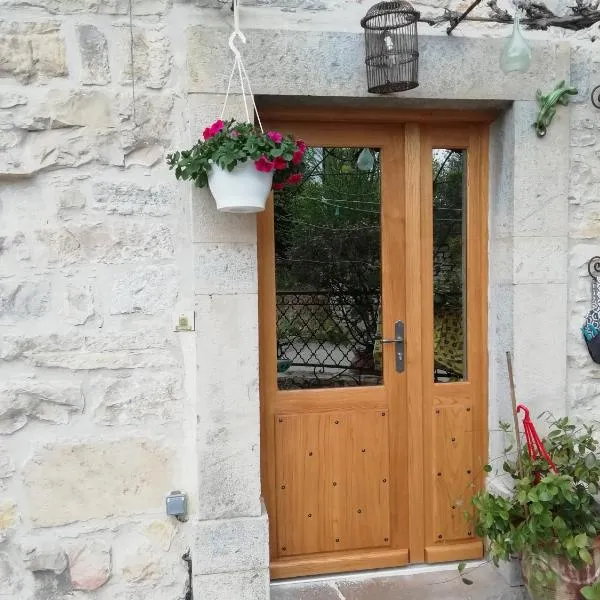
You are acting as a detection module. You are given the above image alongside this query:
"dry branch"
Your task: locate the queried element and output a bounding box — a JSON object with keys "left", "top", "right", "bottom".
{"left": 422, "top": 0, "right": 600, "bottom": 32}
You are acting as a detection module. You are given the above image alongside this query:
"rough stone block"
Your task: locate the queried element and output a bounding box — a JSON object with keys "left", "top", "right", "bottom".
{"left": 0, "top": 379, "right": 84, "bottom": 434}
{"left": 110, "top": 265, "right": 179, "bottom": 315}
{"left": 192, "top": 187, "right": 258, "bottom": 244}
{"left": 514, "top": 284, "right": 567, "bottom": 420}
{"left": 193, "top": 512, "right": 269, "bottom": 575}
{"left": 119, "top": 92, "right": 175, "bottom": 156}
{"left": 57, "top": 187, "right": 87, "bottom": 219}
{"left": 0, "top": 551, "right": 26, "bottom": 596}
{"left": 92, "top": 180, "right": 175, "bottom": 216}
{"left": 0, "top": 21, "right": 67, "bottom": 84}
{"left": 195, "top": 293, "right": 261, "bottom": 518}
{"left": 113, "top": 520, "right": 182, "bottom": 585}
{"left": 23, "top": 330, "right": 178, "bottom": 370}
{"left": 15, "top": 89, "right": 117, "bottom": 130}
{"left": 0, "top": 91, "right": 27, "bottom": 108}
{"left": 513, "top": 237, "right": 568, "bottom": 284}
{"left": 22, "top": 540, "right": 67, "bottom": 574}
{"left": 36, "top": 223, "right": 174, "bottom": 266}
{"left": 23, "top": 439, "right": 173, "bottom": 526}
{"left": 0, "top": 443, "right": 15, "bottom": 479}
{"left": 0, "top": 280, "right": 51, "bottom": 320}
{"left": 194, "top": 243, "right": 257, "bottom": 294}
{"left": 0, "top": 127, "right": 123, "bottom": 177}
{"left": 193, "top": 569, "right": 270, "bottom": 600}
{"left": 78, "top": 25, "right": 110, "bottom": 85}
{"left": 67, "top": 539, "right": 111, "bottom": 590}
{"left": 115, "top": 25, "right": 171, "bottom": 89}
{"left": 0, "top": 0, "right": 171, "bottom": 14}
{"left": 92, "top": 371, "right": 183, "bottom": 426}
{"left": 62, "top": 282, "right": 95, "bottom": 326}
{"left": 512, "top": 101, "right": 569, "bottom": 236}
{"left": 187, "top": 29, "right": 569, "bottom": 101}
{"left": 0, "top": 500, "right": 17, "bottom": 538}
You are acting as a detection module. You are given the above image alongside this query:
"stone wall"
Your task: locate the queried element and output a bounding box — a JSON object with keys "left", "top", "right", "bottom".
{"left": 0, "top": 1, "right": 194, "bottom": 598}
{"left": 0, "top": 1, "right": 598, "bottom": 599}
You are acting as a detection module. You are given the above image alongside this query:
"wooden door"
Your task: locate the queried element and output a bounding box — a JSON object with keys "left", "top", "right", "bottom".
{"left": 258, "top": 111, "right": 490, "bottom": 579}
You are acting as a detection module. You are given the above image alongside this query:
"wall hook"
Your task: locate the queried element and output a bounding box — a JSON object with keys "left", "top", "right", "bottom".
{"left": 589, "top": 256, "right": 600, "bottom": 280}
{"left": 592, "top": 85, "right": 600, "bottom": 109}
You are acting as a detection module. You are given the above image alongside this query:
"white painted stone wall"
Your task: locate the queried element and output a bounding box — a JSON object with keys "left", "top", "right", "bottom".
{"left": 0, "top": 1, "right": 597, "bottom": 599}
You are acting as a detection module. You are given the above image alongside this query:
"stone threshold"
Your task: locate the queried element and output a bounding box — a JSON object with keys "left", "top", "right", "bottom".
{"left": 270, "top": 561, "right": 528, "bottom": 599}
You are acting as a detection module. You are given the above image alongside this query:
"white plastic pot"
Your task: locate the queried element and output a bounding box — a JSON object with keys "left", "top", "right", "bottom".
{"left": 207, "top": 160, "right": 273, "bottom": 213}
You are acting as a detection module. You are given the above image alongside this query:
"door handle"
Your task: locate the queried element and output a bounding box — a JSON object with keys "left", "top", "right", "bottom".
{"left": 376, "top": 320, "right": 405, "bottom": 373}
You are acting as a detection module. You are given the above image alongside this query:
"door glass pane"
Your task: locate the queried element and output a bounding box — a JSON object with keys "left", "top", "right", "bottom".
{"left": 433, "top": 149, "right": 467, "bottom": 382}
{"left": 275, "top": 146, "right": 383, "bottom": 390}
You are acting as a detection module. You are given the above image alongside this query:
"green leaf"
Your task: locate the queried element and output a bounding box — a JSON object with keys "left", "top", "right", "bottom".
{"left": 458, "top": 561, "right": 466, "bottom": 574}
{"left": 580, "top": 547, "right": 593, "bottom": 563}
{"left": 483, "top": 464, "right": 492, "bottom": 473}
{"left": 575, "top": 533, "right": 588, "bottom": 548}
{"left": 581, "top": 587, "right": 596, "bottom": 600}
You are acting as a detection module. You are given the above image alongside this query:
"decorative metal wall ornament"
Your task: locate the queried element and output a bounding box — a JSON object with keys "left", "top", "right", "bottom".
{"left": 592, "top": 85, "right": 600, "bottom": 109}
{"left": 360, "top": 1, "right": 420, "bottom": 94}
{"left": 533, "top": 80, "right": 578, "bottom": 137}
{"left": 582, "top": 257, "right": 600, "bottom": 364}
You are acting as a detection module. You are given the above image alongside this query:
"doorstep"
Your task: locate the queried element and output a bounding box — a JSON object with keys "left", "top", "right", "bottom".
{"left": 270, "top": 562, "right": 529, "bottom": 600}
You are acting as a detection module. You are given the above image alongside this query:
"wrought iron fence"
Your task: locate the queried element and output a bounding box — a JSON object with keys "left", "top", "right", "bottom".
{"left": 276, "top": 289, "right": 464, "bottom": 388}
{"left": 276, "top": 289, "right": 381, "bottom": 388}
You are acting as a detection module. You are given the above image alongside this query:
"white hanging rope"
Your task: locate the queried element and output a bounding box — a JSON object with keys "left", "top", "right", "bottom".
{"left": 219, "top": 0, "right": 264, "bottom": 131}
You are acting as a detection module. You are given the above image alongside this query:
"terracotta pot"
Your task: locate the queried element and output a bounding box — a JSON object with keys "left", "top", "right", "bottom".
{"left": 521, "top": 539, "right": 600, "bottom": 600}
{"left": 207, "top": 160, "right": 273, "bottom": 213}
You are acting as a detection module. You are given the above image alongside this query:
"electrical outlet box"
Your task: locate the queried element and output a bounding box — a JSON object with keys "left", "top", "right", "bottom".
{"left": 166, "top": 490, "right": 187, "bottom": 519}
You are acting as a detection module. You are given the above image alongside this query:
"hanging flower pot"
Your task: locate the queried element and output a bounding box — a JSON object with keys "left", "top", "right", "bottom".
{"left": 167, "top": 119, "right": 306, "bottom": 214}
{"left": 208, "top": 160, "right": 273, "bottom": 213}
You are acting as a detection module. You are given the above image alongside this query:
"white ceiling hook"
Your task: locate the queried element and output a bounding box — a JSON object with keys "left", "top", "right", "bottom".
{"left": 228, "top": 30, "right": 246, "bottom": 60}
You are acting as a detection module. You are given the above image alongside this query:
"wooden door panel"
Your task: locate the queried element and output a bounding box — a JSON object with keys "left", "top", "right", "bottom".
{"left": 275, "top": 410, "right": 390, "bottom": 557}
{"left": 432, "top": 401, "right": 474, "bottom": 543}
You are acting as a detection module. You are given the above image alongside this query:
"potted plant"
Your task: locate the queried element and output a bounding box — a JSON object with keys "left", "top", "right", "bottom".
{"left": 472, "top": 416, "right": 600, "bottom": 599}
{"left": 166, "top": 119, "right": 305, "bottom": 213}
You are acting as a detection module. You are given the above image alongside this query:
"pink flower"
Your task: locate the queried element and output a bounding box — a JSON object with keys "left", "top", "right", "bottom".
{"left": 203, "top": 119, "right": 225, "bottom": 140}
{"left": 292, "top": 149, "right": 304, "bottom": 165}
{"left": 267, "top": 131, "right": 283, "bottom": 144}
{"left": 230, "top": 129, "right": 240, "bottom": 138}
{"left": 255, "top": 156, "right": 274, "bottom": 172}
{"left": 287, "top": 173, "right": 303, "bottom": 185}
{"left": 272, "top": 156, "right": 288, "bottom": 170}
{"left": 272, "top": 182, "right": 285, "bottom": 191}
{"left": 296, "top": 139, "right": 307, "bottom": 152}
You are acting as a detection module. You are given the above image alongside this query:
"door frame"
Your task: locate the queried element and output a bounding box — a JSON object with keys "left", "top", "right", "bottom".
{"left": 258, "top": 107, "right": 493, "bottom": 579}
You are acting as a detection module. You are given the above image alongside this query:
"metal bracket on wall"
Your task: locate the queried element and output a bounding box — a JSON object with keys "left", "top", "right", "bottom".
{"left": 589, "top": 256, "right": 600, "bottom": 280}
{"left": 592, "top": 86, "right": 600, "bottom": 109}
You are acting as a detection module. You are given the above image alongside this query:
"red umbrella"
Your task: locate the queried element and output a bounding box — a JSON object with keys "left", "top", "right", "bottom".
{"left": 517, "top": 404, "right": 558, "bottom": 477}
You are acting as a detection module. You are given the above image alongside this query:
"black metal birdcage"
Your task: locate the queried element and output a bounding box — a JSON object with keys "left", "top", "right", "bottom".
{"left": 360, "top": 1, "right": 420, "bottom": 94}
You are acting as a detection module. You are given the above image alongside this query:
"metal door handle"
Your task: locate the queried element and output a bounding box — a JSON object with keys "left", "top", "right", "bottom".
{"left": 376, "top": 320, "right": 404, "bottom": 373}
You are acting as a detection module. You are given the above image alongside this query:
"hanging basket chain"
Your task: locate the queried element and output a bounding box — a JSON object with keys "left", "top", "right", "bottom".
{"left": 220, "top": 0, "right": 264, "bottom": 131}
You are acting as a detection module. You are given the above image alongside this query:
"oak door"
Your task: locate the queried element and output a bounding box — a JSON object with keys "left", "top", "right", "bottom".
{"left": 258, "top": 112, "right": 489, "bottom": 579}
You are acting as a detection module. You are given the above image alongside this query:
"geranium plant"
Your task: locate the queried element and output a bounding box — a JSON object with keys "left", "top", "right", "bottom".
{"left": 166, "top": 119, "right": 305, "bottom": 191}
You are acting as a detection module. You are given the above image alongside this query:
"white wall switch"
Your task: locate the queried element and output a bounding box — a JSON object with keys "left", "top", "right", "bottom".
{"left": 174, "top": 311, "right": 195, "bottom": 332}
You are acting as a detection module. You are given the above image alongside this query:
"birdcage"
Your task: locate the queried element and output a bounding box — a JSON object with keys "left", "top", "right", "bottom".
{"left": 360, "top": 1, "right": 420, "bottom": 94}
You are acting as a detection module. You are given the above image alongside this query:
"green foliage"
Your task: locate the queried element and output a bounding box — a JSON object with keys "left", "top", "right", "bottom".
{"left": 582, "top": 581, "right": 600, "bottom": 600}
{"left": 166, "top": 119, "right": 303, "bottom": 190}
{"left": 472, "top": 416, "right": 600, "bottom": 591}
